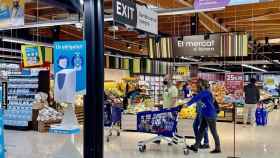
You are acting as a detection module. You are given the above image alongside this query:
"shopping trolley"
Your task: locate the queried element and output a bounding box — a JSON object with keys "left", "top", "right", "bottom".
{"left": 137, "top": 106, "right": 192, "bottom": 153}
{"left": 104, "top": 102, "right": 122, "bottom": 142}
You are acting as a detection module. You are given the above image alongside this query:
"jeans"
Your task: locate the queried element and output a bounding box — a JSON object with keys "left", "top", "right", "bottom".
{"left": 193, "top": 113, "right": 209, "bottom": 145}
{"left": 194, "top": 116, "right": 221, "bottom": 150}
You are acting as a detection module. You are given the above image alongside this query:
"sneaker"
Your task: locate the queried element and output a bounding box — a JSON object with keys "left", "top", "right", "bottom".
{"left": 187, "top": 145, "right": 198, "bottom": 153}
{"left": 210, "top": 149, "right": 221, "bottom": 154}
{"left": 199, "top": 144, "right": 210, "bottom": 149}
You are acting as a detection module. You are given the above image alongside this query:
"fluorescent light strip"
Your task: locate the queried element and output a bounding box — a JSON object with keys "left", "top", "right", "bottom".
{"left": 241, "top": 64, "right": 267, "bottom": 72}
{"left": 2, "top": 37, "right": 53, "bottom": 48}
{"left": 157, "top": 7, "right": 225, "bottom": 16}
{"left": 180, "top": 56, "right": 200, "bottom": 62}
{"left": 0, "top": 48, "right": 21, "bottom": 53}
{"left": 0, "top": 17, "right": 113, "bottom": 31}
{"left": 199, "top": 66, "right": 230, "bottom": 72}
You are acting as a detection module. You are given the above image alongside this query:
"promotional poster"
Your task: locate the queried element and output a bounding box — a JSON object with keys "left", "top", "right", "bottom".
{"left": 21, "top": 45, "right": 44, "bottom": 68}
{"left": 225, "top": 73, "right": 244, "bottom": 104}
{"left": 54, "top": 41, "right": 86, "bottom": 94}
{"left": 0, "top": 0, "right": 24, "bottom": 28}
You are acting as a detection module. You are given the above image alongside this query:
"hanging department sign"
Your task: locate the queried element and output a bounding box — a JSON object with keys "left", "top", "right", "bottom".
{"left": 173, "top": 34, "right": 221, "bottom": 57}
{"left": 113, "top": 0, "right": 158, "bottom": 34}
{"left": 194, "top": 0, "right": 230, "bottom": 9}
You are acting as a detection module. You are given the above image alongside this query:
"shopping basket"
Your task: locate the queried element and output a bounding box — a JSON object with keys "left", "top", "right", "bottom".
{"left": 104, "top": 102, "right": 122, "bottom": 142}
{"left": 137, "top": 106, "right": 188, "bottom": 152}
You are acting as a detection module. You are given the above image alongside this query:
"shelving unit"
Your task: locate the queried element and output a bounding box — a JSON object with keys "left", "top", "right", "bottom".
{"left": 138, "top": 74, "right": 164, "bottom": 106}
{"left": 4, "top": 75, "right": 38, "bottom": 129}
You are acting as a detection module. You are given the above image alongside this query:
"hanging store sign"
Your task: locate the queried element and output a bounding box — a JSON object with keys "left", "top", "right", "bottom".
{"left": 21, "top": 45, "right": 44, "bottom": 68}
{"left": 54, "top": 41, "right": 86, "bottom": 95}
{"left": 225, "top": 73, "right": 244, "bottom": 103}
{"left": 194, "top": 0, "right": 230, "bottom": 9}
{"left": 113, "top": 0, "right": 158, "bottom": 34}
{"left": 136, "top": 5, "right": 158, "bottom": 34}
{"left": 113, "top": 0, "right": 137, "bottom": 27}
{"left": 0, "top": 0, "right": 25, "bottom": 28}
{"left": 173, "top": 34, "right": 221, "bottom": 57}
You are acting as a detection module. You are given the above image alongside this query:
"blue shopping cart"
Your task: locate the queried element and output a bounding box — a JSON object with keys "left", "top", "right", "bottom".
{"left": 104, "top": 102, "right": 122, "bottom": 142}
{"left": 137, "top": 106, "right": 190, "bottom": 153}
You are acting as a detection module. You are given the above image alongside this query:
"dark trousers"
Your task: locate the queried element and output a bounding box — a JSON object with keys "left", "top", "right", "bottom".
{"left": 194, "top": 116, "right": 221, "bottom": 150}
{"left": 193, "top": 113, "right": 209, "bottom": 145}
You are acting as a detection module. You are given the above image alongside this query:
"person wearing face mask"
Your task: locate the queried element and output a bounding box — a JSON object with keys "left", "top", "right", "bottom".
{"left": 162, "top": 76, "right": 178, "bottom": 108}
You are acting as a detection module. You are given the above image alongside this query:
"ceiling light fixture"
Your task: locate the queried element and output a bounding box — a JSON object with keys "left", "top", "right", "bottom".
{"left": 157, "top": 7, "right": 225, "bottom": 16}
{"left": 241, "top": 64, "right": 267, "bottom": 72}
{"left": 0, "top": 48, "right": 21, "bottom": 53}
{"left": 180, "top": 56, "right": 200, "bottom": 62}
{"left": 199, "top": 66, "right": 230, "bottom": 72}
{"left": 2, "top": 37, "right": 53, "bottom": 48}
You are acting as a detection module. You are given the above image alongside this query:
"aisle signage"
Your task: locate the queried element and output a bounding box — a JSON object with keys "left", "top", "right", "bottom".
{"left": 54, "top": 41, "right": 86, "bottom": 95}
{"left": 194, "top": 0, "right": 230, "bottom": 9}
{"left": 113, "top": 0, "right": 158, "bottom": 34}
{"left": 173, "top": 34, "right": 221, "bottom": 57}
{"left": 0, "top": 0, "right": 25, "bottom": 28}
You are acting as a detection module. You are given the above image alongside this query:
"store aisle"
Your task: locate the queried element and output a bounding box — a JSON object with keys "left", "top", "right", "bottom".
{"left": 4, "top": 109, "right": 280, "bottom": 158}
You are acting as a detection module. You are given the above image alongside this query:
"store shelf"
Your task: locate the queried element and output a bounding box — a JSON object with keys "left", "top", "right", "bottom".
{"left": 4, "top": 74, "right": 38, "bottom": 128}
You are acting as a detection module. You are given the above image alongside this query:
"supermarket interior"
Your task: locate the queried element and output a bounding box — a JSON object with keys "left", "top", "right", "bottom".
{"left": 1, "top": 0, "right": 280, "bottom": 158}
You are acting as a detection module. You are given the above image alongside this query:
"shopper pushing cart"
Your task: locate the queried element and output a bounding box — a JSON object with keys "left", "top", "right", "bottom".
{"left": 184, "top": 79, "right": 222, "bottom": 154}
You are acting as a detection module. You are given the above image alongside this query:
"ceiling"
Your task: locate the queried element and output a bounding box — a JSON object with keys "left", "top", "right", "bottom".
{"left": 0, "top": 0, "right": 280, "bottom": 72}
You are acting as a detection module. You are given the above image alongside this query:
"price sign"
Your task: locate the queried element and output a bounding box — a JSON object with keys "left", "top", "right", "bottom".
{"left": 225, "top": 73, "right": 244, "bottom": 101}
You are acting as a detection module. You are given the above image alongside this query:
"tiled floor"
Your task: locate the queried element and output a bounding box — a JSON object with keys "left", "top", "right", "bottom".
{"left": 5, "top": 109, "right": 280, "bottom": 158}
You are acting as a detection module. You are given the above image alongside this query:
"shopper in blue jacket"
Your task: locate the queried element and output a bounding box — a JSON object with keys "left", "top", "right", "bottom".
{"left": 186, "top": 79, "right": 221, "bottom": 154}
{"left": 193, "top": 100, "right": 210, "bottom": 149}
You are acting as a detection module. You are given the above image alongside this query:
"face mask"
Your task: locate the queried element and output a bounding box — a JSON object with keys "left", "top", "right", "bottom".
{"left": 163, "top": 81, "right": 168, "bottom": 85}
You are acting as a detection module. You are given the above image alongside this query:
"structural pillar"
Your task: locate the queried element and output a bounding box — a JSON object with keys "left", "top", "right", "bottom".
{"left": 84, "top": 0, "right": 104, "bottom": 158}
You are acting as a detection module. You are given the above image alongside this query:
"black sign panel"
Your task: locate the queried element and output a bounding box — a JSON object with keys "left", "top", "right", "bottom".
{"left": 2, "top": 82, "right": 8, "bottom": 109}
{"left": 172, "top": 34, "right": 221, "bottom": 57}
{"left": 113, "top": 0, "right": 137, "bottom": 27}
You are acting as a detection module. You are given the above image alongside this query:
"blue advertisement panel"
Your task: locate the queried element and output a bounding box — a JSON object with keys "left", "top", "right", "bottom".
{"left": 0, "top": 110, "right": 5, "bottom": 158}
{"left": 54, "top": 41, "right": 86, "bottom": 94}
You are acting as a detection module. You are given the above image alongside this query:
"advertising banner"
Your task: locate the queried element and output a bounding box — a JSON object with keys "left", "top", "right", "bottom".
{"left": 194, "top": 0, "right": 230, "bottom": 9}
{"left": 54, "top": 41, "right": 86, "bottom": 94}
{"left": 0, "top": 0, "right": 24, "bottom": 28}
{"left": 263, "top": 75, "right": 280, "bottom": 96}
{"left": 21, "top": 45, "right": 44, "bottom": 67}
{"left": 173, "top": 34, "right": 221, "bottom": 57}
{"left": 225, "top": 73, "right": 244, "bottom": 103}
{"left": 113, "top": 0, "right": 158, "bottom": 34}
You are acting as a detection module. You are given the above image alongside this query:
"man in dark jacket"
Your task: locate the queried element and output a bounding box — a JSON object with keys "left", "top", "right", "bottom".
{"left": 244, "top": 78, "right": 260, "bottom": 126}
